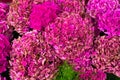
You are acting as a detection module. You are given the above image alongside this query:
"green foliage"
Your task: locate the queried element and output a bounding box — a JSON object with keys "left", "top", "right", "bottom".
{"left": 106, "top": 73, "right": 120, "bottom": 80}
{"left": 53, "top": 61, "right": 79, "bottom": 80}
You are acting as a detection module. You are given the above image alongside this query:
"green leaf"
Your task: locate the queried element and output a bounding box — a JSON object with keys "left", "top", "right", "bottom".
{"left": 106, "top": 73, "right": 120, "bottom": 80}
{"left": 53, "top": 61, "right": 79, "bottom": 80}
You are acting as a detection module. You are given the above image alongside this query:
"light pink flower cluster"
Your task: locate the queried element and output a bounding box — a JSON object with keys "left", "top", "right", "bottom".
{"left": 10, "top": 30, "right": 61, "bottom": 80}
{"left": 44, "top": 12, "right": 94, "bottom": 60}
{"left": 92, "top": 36, "right": 120, "bottom": 77}
{"left": 0, "top": 3, "right": 9, "bottom": 34}
{"left": 0, "top": 34, "right": 11, "bottom": 73}
{"left": 30, "top": 1, "right": 59, "bottom": 31}
{"left": 7, "top": 0, "right": 32, "bottom": 34}
{"left": 59, "top": 0, "right": 83, "bottom": 13}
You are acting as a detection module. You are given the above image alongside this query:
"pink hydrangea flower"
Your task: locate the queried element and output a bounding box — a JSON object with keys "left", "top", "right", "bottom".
{"left": 10, "top": 30, "right": 61, "bottom": 80}
{"left": 87, "top": 0, "right": 120, "bottom": 36}
{"left": 80, "top": 70, "right": 106, "bottom": 80}
{"left": 87, "top": 0, "right": 119, "bottom": 18}
{"left": 7, "top": 0, "right": 60, "bottom": 34}
{"left": 7, "top": 0, "right": 32, "bottom": 34}
{"left": 0, "top": 34, "right": 11, "bottom": 73}
{"left": 98, "top": 9, "right": 120, "bottom": 36}
{"left": 44, "top": 12, "right": 94, "bottom": 60}
{"left": 69, "top": 49, "right": 106, "bottom": 80}
{"left": 92, "top": 36, "right": 120, "bottom": 77}
{"left": 70, "top": 50, "right": 93, "bottom": 71}
{"left": 7, "top": 0, "right": 84, "bottom": 34}
{"left": 0, "top": 3, "right": 9, "bottom": 34}
{"left": 59, "top": 0, "right": 83, "bottom": 13}
{"left": 29, "top": 1, "right": 59, "bottom": 30}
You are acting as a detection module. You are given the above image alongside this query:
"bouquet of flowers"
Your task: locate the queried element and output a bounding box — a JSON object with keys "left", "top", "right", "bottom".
{"left": 0, "top": 0, "right": 120, "bottom": 80}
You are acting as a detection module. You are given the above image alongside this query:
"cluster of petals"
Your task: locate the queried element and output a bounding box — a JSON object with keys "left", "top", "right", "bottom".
{"left": 7, "top": 0, "right": 32, "bottom": 34}
{"left": 79, "top": 69, "right": 106, "bottom": 80}
{"left": 87, "top": 0, "right": 119, "bottom": 18}
{"left": 44, "top": 12, "right": 94, "bottom": 60}
{"left": 10, "top": 30, "right": 61, "bottom": 80}
{"left": 30, "top": 1, "right": 59, "bottom": 30}
{"left": 5, "top": 0, "right": 120, "bottom": 79}
{"left": 7, "top": 0, "right": 84, "bottom": 34}
{"left": 0, "top": 34, "right": 11, "bottom": 73}
{"left": 87, "top": 0, "right": 120, "bottom": 36}
{"left": 98, "top": 9, "right": 120, "bottom": 36}
{"left": 7, "top": 0, "right": 60, "bottom": 34}
{"left": 69, "top": 49, "right": 106, "bottom": 80}
{"left": 92, "top": 36, "right": 120, "bottom": 77}
{"left": 59, "top": 0, "right": 83, "bottom": 13}
{"left": 0, "top": 3, "right": 9, "bottom": 34}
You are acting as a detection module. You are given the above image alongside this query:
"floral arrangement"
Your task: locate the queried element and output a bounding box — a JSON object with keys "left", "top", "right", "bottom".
{"left": 0, "top": 0, "right": 120, "bottom": 80}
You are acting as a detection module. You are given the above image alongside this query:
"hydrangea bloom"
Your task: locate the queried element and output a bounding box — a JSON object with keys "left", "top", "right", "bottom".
{"left": 30, "top": 1, "right": 59, "bottom": 31}
{"left": 0, "top": 34, "right": 11, "bottom": 73}
{"left": 7, "top": 0, "right": 84, "bottom": 34}
{"left": 69, "top": 49, "right": 107, "bottom": 80}
{"left": 59, "top": 0, "right": 83, "bottom": 13}
{"left": 7, "top": 0, "right": 60, "bottom": 34}
{"left": 70, "top": 50, "right": 93, "bottom": 71}
{"left": 98, "top": 9, "right": 120, "bottom": 36}
{"left": 87, "top": 0, "right": 119, "bottom": 18}
{"left": 7, "top": 0, "right": 32, "bottom": 34}
{"left": 10, "top": 30, "right": 61, "bottom": 80}
{"left": 87, "top": 0, "right": 120, "bottom": 36}
{"left": 92, "top": 36, "right": 120, "bottom": 77}
{"left": 79, "top": 70, "right": 106, "bottom": 80}
{"left": 0, "top": 3, "right": 9, "bottom": 34}
{"left": 44, "top": 12, "right": 94, "bottom": 60}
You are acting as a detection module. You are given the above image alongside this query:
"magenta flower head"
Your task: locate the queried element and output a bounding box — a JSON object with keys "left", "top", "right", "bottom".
{"left": 87, "top": 0, "right": 120, "bottom": 36}
{"left": 10, "top": 30, "right": 61, "bottom": 80}
{"left": 29, "top": 1, "right": 59, "bottom": 31}
{"left": 0, "top": 34, "right": 11, "bottom": 73}
{"left": 0, "top": 3, "right": 9, "bottom": 34}
{"left": 7, "top": 0, "right": 60, "bottom": 34}
{"left": 44, "top": 12, "right": 94, "bottom": 60}
{"left": 98, "top": 9, "right": 120, "bottom": 36}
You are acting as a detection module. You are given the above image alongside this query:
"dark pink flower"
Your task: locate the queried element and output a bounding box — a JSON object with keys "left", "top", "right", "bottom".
{"left": 0, "top": 34, "right": 10, "bottom": 73}
{"left": 80, "top": 70, "right": 106, "bottom": 80}
{"left": 29, "top": 1, "right": 59, "bottom": 30}
{"left": 0, "top": 34, "right": 10, "bottom": 56}
{"left": 10, "top": 30, "right": 61, "bottom": 80}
